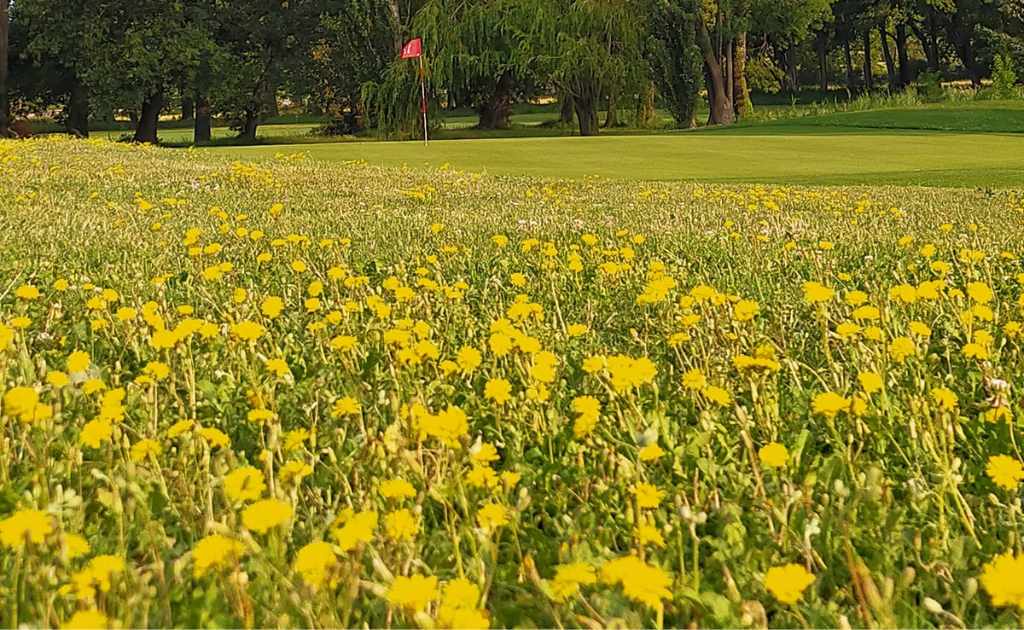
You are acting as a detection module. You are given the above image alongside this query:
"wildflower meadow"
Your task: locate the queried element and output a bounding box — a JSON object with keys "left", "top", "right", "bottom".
{"left": 1, "top": 137, "right": 1022, "bottom": 628}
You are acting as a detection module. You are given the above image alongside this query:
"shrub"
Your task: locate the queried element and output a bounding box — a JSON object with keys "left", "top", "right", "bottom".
{"left": 916, "top": 71, "right": 946, "bottom": 102}
{"left": 991, "top": 54, "right": 1019, "bottom": 99}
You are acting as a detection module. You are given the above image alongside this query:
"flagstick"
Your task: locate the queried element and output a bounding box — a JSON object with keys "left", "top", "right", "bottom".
{"left": 419, "top": 55, "right": 428, "bottom": 146}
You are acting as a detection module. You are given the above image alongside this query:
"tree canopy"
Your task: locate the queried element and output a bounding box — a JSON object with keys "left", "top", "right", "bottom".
{"left": 2, "top": 0, "right": 1021, "bottom": 141}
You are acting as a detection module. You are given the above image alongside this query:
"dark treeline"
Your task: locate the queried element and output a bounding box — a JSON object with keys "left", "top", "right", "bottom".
{"left": 0, "top": 0, "right": 1021, "bottom": 141}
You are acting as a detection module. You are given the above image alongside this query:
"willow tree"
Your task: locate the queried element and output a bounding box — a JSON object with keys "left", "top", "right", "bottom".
{"left": 422, "top": 0, "right": 534, "bottom": 129}
{"left": 534, "top": 0, "right": 645, "bottom": 136}
{"left": 366, "top": 0, "right": 535, "bottom": 133}
{"left": 362, "top": 56, "right": 424, "bottom": 136}
{"left": 647, "top": 0, "right": 703, "bottom": 127}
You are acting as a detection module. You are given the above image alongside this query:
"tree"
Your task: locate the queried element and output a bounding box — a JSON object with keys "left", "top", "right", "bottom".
{"left": 388, "top": 0, "right": 403, "bottom": 52}
{"left": 695, "top": 5, "right": 735, "bottom": 124}
{"left": 647, "top": 0, "right": 703, "bottom": 127}
{"left": 750, "top": 0, "right": 833, "bottom": 92}
{"left": 301, "top": 0, "right": 395, "bottom": 126}
{"left": 535, "top": 0, "right": 645, "bottom": 136}
{"left": 192, "top": 45, "right": 219, "bottom": 144}
{"left": 690, "top": 0, "right": 757, "bottom": 125}
{"left": 907, "top": 0, "right": 944, "bottom": 72}
{"left": 12, "top": 0, "right": 102, "bottom": 137}
{"left": 413, "top": 0, "right": 536, "bottom": 129}
{"left": 45, "top": 0, "right": 214, "bottom": 143}
{"left": 0, "top": 0, "right": 9, "bottom": 137}
{"left": 870, "top": 0, "right": 914, "bottom": 90}
{"left": 208, "top": 0, "right": 307, "bottom": 141}
{"left": 831, "top": 0, "right": 870, "bottom": 91}
{"left": 940, "top": 0, "right": 1001, "bottom": 86}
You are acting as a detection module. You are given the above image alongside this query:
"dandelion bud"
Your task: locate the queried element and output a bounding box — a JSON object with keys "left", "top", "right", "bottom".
{"left": 370, "top": 555, "right": 393, "bottom": 582}
{"left": 516, "top": 487, "right": 530, "bottom": 510}
{"left": 964, "top": 577, "right": 977, "bottom": 600}
{"left": 923, "top": 597, "right": 943, "bottom": 614}
{"left": 900, "top": 566, "right": 916, "bottom": 587}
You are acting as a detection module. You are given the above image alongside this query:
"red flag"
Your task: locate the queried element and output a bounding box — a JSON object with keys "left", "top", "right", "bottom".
{"left": 400, "top": 38, "right": 422, "bottom": 59}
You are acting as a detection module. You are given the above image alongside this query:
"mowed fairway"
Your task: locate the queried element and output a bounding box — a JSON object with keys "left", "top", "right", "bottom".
{"left": 214, "top": 126, "right": 1024, "bottom": 188}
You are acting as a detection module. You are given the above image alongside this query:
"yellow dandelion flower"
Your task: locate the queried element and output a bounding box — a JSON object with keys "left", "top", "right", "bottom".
{"left": 632, "top": 483, "right": 664, "bottom": 509}
{"left": 758, "top": 442, "right": 789, "bottom": 468}
{"left": 224, "top": 466, "right": 266, "bottom": 503}
{"left": 192, "top": 534, "right": 245, "bottom": 577}
{"left": 0, "top": 509, "right": 53, "bottom": 549}
{"left": 764, "top": 563, "right": 815, "bottom": 605}
{"left": 387, "top": 574, "right": 438, "bottom": 612}
{"left": 293, "top": 540, "right": 338, "bottom": 589}
{"left": 986, "top": 455, "right": 1024, "bottom": 491}
{"left": 980, "top": 551, "right": 1024, "bottom": 609}
{"left": 242, "top": 499, "right": 292, "bottom": 534}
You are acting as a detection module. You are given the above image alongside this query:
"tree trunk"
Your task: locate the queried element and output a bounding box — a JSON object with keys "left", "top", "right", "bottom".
{"left": 697, "top": 18, "right": 734, "bottom": 125}
{"left": 388, "top": 0, "right": 402, "bottom": 54}
{"left": 816, "top": 32, "right": 829, "bottom": 92}
{"left": 843, "top": 39, "right": 856, "bottom": 92}
{"left": 239, "top": 107, "right": 259, "bottom": 141}
{"left": 726, "top": 40, "right": 734, "bottom": 105}
{"left": 861, "top": 29, "right": 874, "bottom": 91}
{"left": 66, "top": 77, "right": 90, "bottom": 137}
{"left": 559, "top": 92, "right": 574, "bottom": 126}
{"left": 705, "top": 66, "right": 716, "bottom": 126}
{"left": 573, "top": 88, "right": 599, "bottom": 136}
{"left": 637, "top": 81, "right": 657, "bottom": 127}
{"left": 133, "top": 91, "right": 164, "bottom": 143}
{"left": 732, "top": 32, "right": 751, "bottom": 119}
{"left": 879, "top": 26, "right": 898, "bottom": 91}
{"left": 925, "top": 8, "right": 940, "bottom": 72}
{"left": 262, "top": 81, "right": 279, "bottom": 118}
{"left": 181, "top": 93, "right": 195, "bottom": 121}
{"left": 603, "top": 90, "right": 619, "bottom": 128}
{"left": 895, "top": 22, "right": 911, "bottom": 86}
{"left": 784, "top": 44, "right": 798, "bottom": 93}
{"left": 476, "top": 74, "right": 513, "bottom": 129}
{"left": 194, "top": 94, "right": 212, "bottom": 144}
{"left": 948, "top": 12, "right": 981, "bottom": 87}
{"left": 0, "top": 0, "right": 9, "bottom": 138}
{"left": 910, "top": 17, "right": 939, "bottom": 73}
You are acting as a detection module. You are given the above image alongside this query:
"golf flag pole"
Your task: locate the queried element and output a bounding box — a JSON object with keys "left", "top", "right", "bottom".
{"left": 419, "top": 56, "right": 428, "bottom": 146}
{"left": 400, "top": 38, "right": 428, "bottom": 146}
